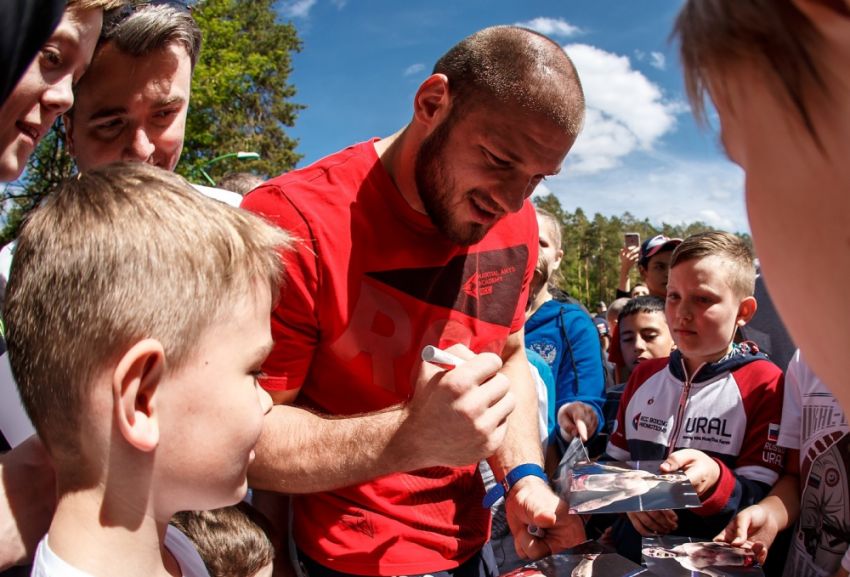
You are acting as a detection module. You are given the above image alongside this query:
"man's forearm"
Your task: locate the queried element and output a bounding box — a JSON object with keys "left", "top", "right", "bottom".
{"left": 248, "top": 404, "right": 416, "bottom": 494}
{"left": 250, "top": 348, "right": 515, "bottom": 494}
{"left": 487, "top": 344, "right": 543, "bottom": 478}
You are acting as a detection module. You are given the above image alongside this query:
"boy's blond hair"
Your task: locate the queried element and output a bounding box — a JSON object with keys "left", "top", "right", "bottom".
{"left": 4, "top": 163, "right": 289, "bottom": 459}
{"left": 670, "top": 231, "right": 755, "bottom": 298}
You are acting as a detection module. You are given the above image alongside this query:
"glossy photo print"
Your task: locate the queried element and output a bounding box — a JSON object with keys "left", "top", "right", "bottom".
{"left": 566, "top": 460, "right": 700, "bottom": 514}
{"left": 500, "top": 541, "right": 647, "bottom": 577}
{"left": 642, "top": 536, "right": 764, "bottom": 577}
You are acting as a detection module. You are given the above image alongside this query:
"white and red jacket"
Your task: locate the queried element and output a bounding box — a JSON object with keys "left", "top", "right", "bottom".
{"left": 607, "top": 344, "right": 785, "bottom": 535}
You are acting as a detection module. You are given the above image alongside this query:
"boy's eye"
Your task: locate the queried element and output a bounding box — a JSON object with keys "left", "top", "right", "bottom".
{"left": 42, "top": 48, "right": 63, "bottom": 68}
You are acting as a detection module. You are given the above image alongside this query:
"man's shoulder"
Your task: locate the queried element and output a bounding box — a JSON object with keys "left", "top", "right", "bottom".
{"left": 266, "top": 140, "right": 378, "bottom": 193}
{"left": 241, "top": 140, "right": 379, "bottom": 229}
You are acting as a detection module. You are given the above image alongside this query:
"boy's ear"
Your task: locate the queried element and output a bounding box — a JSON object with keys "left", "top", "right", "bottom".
{"left": 736, "top": 296, "right": 758, "bottom": 326}
{"left": 413, "top": 74, "right": 451, "bottom": 130}
{"left": 112, "top": 339, "right": 166, "bottom": 452}
{"left": 553, "top": 249, "right": 564, "bottom": 271}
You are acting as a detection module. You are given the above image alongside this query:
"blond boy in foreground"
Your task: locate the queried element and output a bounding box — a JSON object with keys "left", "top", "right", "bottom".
{"left": 4, "top": 163, "right": 289, "bottom": 577}
{"left": 605, "top": 231, "right": 785, "bottom": 561}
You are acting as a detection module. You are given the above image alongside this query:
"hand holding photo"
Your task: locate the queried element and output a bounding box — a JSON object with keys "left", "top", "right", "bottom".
{"left": 642, "top": 536, "right": 763, "bottom": 577}
{"left": 565, "top": 460, "right": 700, "bottom": 514}
{"left": 498, "top": 541, "right": 646, "bottom": 577}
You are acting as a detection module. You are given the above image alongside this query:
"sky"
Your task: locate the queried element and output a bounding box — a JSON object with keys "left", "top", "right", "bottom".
{"left": 275, "top": 0, "right": 749, "bottom": 233}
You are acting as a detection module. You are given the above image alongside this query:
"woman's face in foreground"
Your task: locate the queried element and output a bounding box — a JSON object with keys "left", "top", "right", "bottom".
{"left": 709, "top": 35, "right": 850, "bottom": 413}
{"left": 0, "top": 6, "right": 102, "bottom": 181}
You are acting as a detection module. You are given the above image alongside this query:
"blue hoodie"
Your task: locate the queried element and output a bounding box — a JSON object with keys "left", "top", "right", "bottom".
{"left": 525, "top": 299, "right": 606, "bottom": 436}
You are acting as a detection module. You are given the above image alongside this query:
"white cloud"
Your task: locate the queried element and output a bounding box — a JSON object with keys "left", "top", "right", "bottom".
{"left": 279, "top": 0, "right": 318, "bottom": 18}
{"left": 330, "top": 0, "right": 348, "bottom": 7}
{"left": 633, "top": 49, "right": 666, "bottom": 71}
{"left": 546, "top": 154, "right": 748, "bottom": 233}
{"left": 515, "top": 17, "right": 581, "bottom": 39}
{"left": 404, "top": 63, "right": 426, "bottom": 77}
{"left": 649, "top": 51, "right": 666, "bottom": 70}
{"left": 564, "top": 43, "right": 683, "bottom": 173}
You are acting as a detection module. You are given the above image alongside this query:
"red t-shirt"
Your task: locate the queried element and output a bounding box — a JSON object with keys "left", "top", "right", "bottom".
{"left": 242, "top": 140, "right": 537, "bottom": 575}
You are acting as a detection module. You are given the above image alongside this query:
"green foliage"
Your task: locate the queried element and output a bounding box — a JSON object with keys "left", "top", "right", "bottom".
{"left": 533, "top": 193, "right": 734, "bottom": 309}
{"left": 1, "top": 0, "right": 303, "bottom": 241}
{"left": 179, "top": 0, "right": 304, "bottom": 181}
{"left": 1, "top": 122, "right": 74, "bottom": 245}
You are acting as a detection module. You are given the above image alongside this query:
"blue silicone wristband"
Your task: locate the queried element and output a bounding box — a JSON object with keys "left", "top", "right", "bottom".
{"left": 482, "top": 463, "right": 548, "bottom": 508}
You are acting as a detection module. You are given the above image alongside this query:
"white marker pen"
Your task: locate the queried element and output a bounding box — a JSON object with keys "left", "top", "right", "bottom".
{"left": 420, "top": 345, "right": 465, "bottom": 367}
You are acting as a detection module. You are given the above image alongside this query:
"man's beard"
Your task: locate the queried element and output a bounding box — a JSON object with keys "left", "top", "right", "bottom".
{"left": 414, "top": 113, "right": 489, "bottom": 246}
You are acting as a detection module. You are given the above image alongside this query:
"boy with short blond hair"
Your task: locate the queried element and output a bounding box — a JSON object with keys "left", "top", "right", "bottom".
{"left": 4, "top": 162, "right": 290, "bottom": 577}
{"left": 606, "top": 231, "right": 784, "bottom": 562}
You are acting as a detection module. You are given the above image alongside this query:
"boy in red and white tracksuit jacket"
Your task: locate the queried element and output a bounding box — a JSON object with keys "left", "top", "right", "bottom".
{"left": 605, "top": 344, "right": 784, "bottom": 561}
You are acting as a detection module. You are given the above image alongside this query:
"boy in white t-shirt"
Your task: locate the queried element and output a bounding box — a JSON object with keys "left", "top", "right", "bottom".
{"left": 3, "top": 163, "right": 290, "bottom": 577}
{"left": 717, "top": 349, "right": 849, "bottom": 577}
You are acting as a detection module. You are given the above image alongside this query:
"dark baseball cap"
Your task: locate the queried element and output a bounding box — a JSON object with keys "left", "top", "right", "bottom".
{"left": 639, "top": 234, "right": 682, "bottom": 267}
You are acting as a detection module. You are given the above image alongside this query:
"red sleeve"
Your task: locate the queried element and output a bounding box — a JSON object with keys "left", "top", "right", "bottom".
{"left": 509, "top": 201, "right": 538, "bottom": 334}
{"left": 735, "top": 361, "right": 786, "bottom": 477}
{"left": 697, "top": 360, "right": 785, "bottom": 515}
{"left": 241, "top": 184, "right": 319, "bottom": 392}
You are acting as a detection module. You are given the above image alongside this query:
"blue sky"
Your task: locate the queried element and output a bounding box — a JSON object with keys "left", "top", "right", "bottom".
{"left": 276, "top": 0, "right": 748, "bottom": 233}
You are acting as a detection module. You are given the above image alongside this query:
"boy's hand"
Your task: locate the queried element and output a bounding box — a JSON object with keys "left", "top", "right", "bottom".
{"left": 626, "top": 509, "right": 678, "bottom": 536}
{"left": 661, "top": 449, "right": 721, "bottom": 497}
{"left": 714, "top": 503, "right": 779, "bottom": 565}
{"left": 619, "top": 246, "right": 639, "bottom": 272}
{"left": 557, "top": 402, "right": 598, "bottom": 443}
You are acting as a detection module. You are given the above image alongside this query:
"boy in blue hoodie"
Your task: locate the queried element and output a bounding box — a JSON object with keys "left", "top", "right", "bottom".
{"left": 605, "top": 231, "right": 785, "bottom": 561}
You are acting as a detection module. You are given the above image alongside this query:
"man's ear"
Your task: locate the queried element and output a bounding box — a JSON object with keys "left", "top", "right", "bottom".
{"left": 63, "top": 113, "right": 76, "bottom": 156}
{"left": 736, "top": 296, "right": 758, "bottom": 327}
{"left": 112, "top": 339, "right": 165, "bottom": 452}
{"left": 412, "top": 74, "right": 451, "bottom": 130}
{"left": 638, "top": 264, "right": 648, "bottom": 281}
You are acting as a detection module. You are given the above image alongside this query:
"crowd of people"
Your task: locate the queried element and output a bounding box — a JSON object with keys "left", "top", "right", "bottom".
{"left": 0, "top": 1, "right": 849, "bottom": 577}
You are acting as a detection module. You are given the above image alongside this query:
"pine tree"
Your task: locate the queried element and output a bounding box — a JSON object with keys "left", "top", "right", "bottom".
{"left": 1, "top": 0, "right": 304, "bottom": 241}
